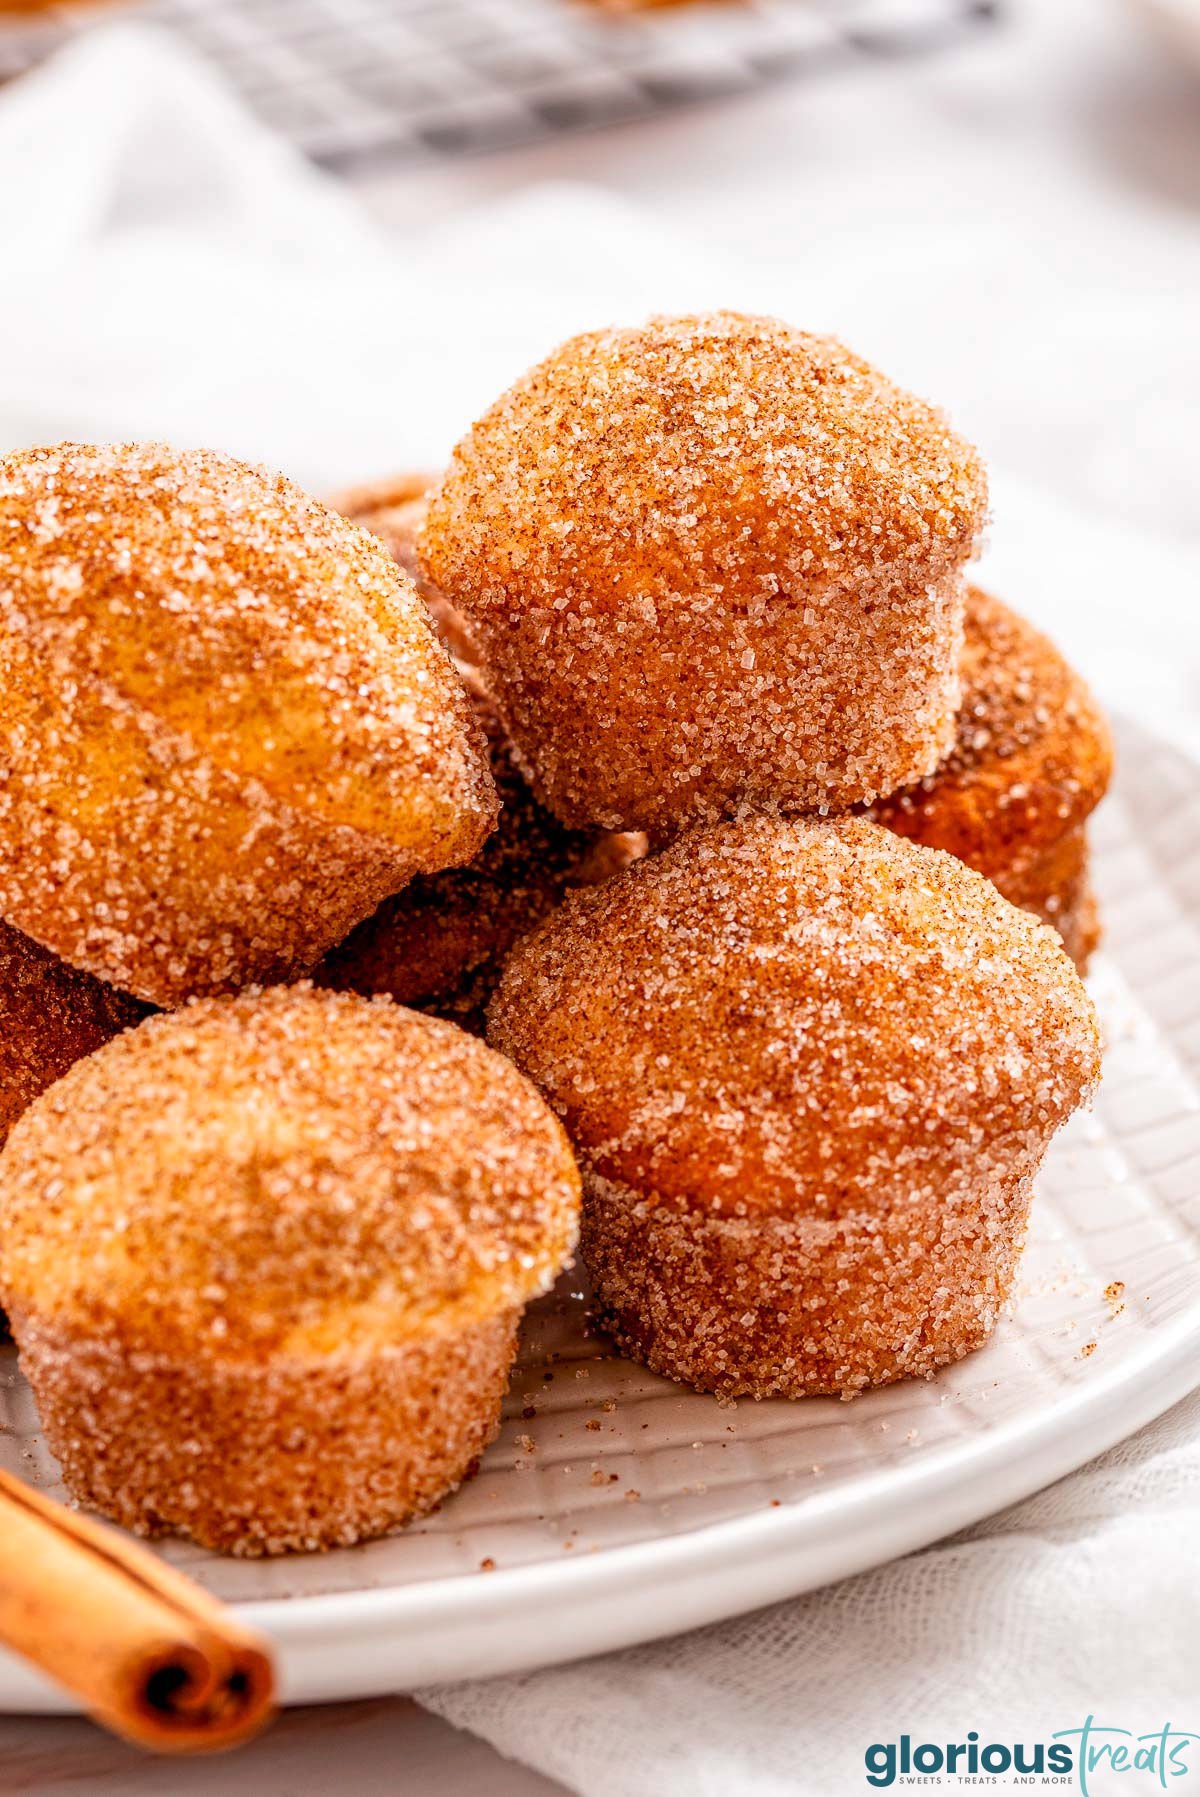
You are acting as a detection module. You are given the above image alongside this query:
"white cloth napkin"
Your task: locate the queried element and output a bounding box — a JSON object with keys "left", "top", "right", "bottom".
{"left": 422, "top": 1388, "right": 1200, "bottom": 1795}
{"left": 2, "top": 27, "right": 1199, "bottom": 1797}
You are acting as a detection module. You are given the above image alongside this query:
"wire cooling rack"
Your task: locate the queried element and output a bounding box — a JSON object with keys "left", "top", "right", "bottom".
{"left": 0, "top": 0, "right": 998, "bottom": 169}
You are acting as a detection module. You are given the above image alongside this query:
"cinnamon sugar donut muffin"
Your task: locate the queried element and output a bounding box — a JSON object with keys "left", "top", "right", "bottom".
{"left": 0, "top": 918, "right": 147, "bottom": 1150}
{"left": 0, "top": 443, "right": 497, "bottom": 1006}
{"left": 329, "top": 471, "right": 480, "bottom": 664}
{"left": 327, "top": 470, "right": 434, "bottom": 577}
{"left": 319, "top": 669, "right": 646, "bottom": 1029}
{"left": 324, "top": 477, "right": 645, "bottom": 1022}
{"left": 0, "top": 987, "right": 579, "bottom": 1553}
{"left": 489, "top": 817, "right": 1100, "bottom": 1398}
{"left": 422, "top": 313, "right": 987, "bottom": 834}
{"left": 866, "top": 588, "right": 1113, "bottom": 970}
{"left": 0, "top": 920, "right": 146, "bottom": 1338}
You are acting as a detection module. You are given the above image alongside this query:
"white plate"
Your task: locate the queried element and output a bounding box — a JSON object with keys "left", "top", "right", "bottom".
{"left": 3, "top": 715, "right": 1200, "bottom": 1713}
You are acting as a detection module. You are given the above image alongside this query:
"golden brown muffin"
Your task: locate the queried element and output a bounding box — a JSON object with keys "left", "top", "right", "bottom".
{"left": 329, "top": 472, "right": 480, "bottom": 664}
{"left": 0, "top": 443, "right": 498, "bottom": 1007}
{"left": 0, "top": 987, "right": 580, "bottom": 1554}
{"left": 326, "top": 470, "right": 433, "bottom": 576}
{"left": 0, "top": 919, "right": 147, "bottom": 1340}
{"left": 323, "top": 475, "right": 644, "bottom": 1021}
{"left": 0, "top": 917, "right": 147, "bottom": 1150}
{"left": 489, "top": 817, "right": 1100, "bottom": 1399}
{"left": 422, "top": 312, "right": 987, "bottom": 834}
{"left": 866, "top": 587, "right": 1113, "bottom": 971}
{"left": 318, "top": 668, "right": 646, "bottom": 1029}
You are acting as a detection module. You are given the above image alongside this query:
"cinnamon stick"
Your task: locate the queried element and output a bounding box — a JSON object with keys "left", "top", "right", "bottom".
{"left": 0, "top": 1469, "right": 275, "bottom": 1753}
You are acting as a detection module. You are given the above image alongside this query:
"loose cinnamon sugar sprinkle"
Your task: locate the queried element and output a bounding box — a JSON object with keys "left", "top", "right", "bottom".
{"left": 0, "top": 442, "right": 497, "bottom": 1006}
{"left": 490, "top": 815, "right": 1100, "bottom": 1396}
{"left": 423, "top": 312, "right": 987, "bottom": 833}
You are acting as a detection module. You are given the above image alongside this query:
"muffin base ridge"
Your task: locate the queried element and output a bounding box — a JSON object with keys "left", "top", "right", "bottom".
{"left": 10, "top": 1307, "right": 520, "bottom": 1555}
{"left": 582, "top": 1169, "right": 1036, "bottom": 1400}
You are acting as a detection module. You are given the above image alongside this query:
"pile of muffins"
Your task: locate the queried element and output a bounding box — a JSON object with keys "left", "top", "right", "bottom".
{"left": 0, "top": 313, "right": 1109, "bottom": 1557}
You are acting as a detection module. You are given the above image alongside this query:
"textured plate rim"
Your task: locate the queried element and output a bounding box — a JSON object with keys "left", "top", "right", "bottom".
{"left": 245, "top": 1299, "right": 1200, "bottom": 1673}
{"left": 9, "top": 1235, "right": 1199, "bottom": 1710}
{"left": 6, "top": 711, "right": 1200, "bottom": 1708}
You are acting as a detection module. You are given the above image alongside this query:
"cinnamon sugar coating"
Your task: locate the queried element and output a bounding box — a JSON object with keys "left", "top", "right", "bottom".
{"left": 329, "top": 471, "right": 479, "bottom": 664}
{"left": 866, "top": 587, "right": 1112, "bottom": 968}
{"left": 0, "top": 443, "right": 498, "bottom": 1006}
{"left": 327, "top": 469, "right": 434, "bottom": 575}
{"left": 324, "top": 472, "right": 645, "bottom": 1022}
{"left": 0, "top": 986, "right": 580, "bottom": 1551}
{"left": 319, "top": 669, "right": 646, "bottom": 1029}
{"left": 0, "top": 917, "right": 147, "bottom": 1149}
{"left": 1013, "top": 825, "right": 1100, "bottom": 973}
{"left": 489, "top": 817, "right": 1100, "bottom": 1397}
{"left": 422, "top": 312, "right": 987, "bottom": 832}
{"left": 17, "top": 1308, "right": 520, "bottom": 1557}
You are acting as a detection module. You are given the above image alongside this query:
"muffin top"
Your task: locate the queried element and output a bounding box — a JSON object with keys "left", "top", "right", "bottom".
{"left": 422, "top": 311, "right": 987, "bottom": 623}
{"left": 330, "top": 469, "right": 480, "bottom": 664}
{"left": 0, "top": 987, "right": 580, "bottom": 1356}
{"left": 0, "top": 918, "right": 148, "bottom": 1146}
{"left": 0, "top": 441, "right": 495, "bottom": 850}
{"left": 489, "top": 816, "right": 1100, "bottom": 1220}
